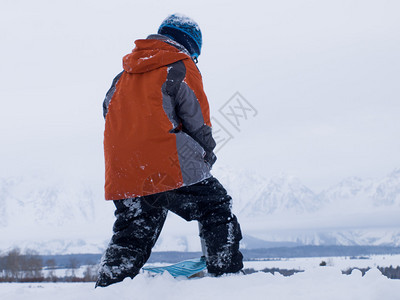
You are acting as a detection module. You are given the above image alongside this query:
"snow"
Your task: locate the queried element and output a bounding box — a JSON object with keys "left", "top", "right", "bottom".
{"left": 1, "top": 266, "right": 399, "bottom": 300}
{"left": 2, "top": 256, "right": 400, "bottom": 299}
{"left": 244, "top": 254, "right": 400, "bottom": 271}
{"left": 161, "top": 13, "right": 201, "bottom": 32}
{"left": 139, "top": 55, "right": 156, "bottom": 61}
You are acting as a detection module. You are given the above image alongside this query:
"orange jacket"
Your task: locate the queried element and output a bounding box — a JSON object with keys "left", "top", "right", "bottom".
{"left": 103, "top": 36, "right": 216, "bottom": 200}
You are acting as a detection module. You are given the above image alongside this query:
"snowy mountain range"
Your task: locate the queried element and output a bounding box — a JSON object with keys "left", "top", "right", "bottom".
{"left": 321, "top": 169, "right": 400, "bottom": 208}
{"left": 1, "top": 168, "right": 400, "bottom": 254}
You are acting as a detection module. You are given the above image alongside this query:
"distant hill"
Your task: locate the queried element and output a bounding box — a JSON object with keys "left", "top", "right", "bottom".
{"left": 1, "top": 167, "right": 400, "bottom": 254}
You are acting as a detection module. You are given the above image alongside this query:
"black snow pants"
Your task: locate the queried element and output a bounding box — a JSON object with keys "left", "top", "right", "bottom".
{"left": 97, "top": 176, "right": 243, "bottom": 286}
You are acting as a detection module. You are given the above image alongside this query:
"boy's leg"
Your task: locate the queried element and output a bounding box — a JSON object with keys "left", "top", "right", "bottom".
{"left": 160, "top": 177, "right": 243, "bottom": 276}
{"left": 96, "top": 197, "right": 167, "bottom": 287}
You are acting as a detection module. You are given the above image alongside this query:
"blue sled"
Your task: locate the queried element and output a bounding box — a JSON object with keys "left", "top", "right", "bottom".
{"left": 143, "top": 256, "right": 207, "bottom": 278}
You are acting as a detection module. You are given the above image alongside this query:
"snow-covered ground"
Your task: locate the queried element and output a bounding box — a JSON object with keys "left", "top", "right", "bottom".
{"left": 243, "top": 254, "right": 400, "bottom": 271}
{"left": 1, "top": 267, "right": 398, "bottom": 300}
{"left": 1, "top": 256, "right": 400, "bottom": 300}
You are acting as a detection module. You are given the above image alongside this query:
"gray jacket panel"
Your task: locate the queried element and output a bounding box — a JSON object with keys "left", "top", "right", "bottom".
{"left": 103, "top": 71, "right": 123, "bottom": 119}
{"left": 161, "top": 60, "right": 214, "bottom": 185}
{"left": 175, "top": 82, "right": 217, "bottom": 166}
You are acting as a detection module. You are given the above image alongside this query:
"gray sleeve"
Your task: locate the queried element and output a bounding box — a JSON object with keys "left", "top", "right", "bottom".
{"left": 175, "top": 82, "right": 217, "bottom": 166}
{"left": 103, "top": 71, "right": 124, "bottom": 119}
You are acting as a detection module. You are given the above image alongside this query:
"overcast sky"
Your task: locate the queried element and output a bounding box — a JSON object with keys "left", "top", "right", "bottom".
{"left": 1, "top": 0, "right": 399, "bottom": 192}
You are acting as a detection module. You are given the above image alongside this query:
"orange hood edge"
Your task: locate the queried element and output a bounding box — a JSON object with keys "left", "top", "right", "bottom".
{"left": 123, "top": 39, "right": 191, "bottom": 74}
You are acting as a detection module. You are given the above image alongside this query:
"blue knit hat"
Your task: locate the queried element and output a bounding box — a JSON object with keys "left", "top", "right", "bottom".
{"left": 158, "top": 14, "right": 202, "bottom": 60}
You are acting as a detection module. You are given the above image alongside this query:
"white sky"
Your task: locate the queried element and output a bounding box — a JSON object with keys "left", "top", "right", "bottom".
{"left": 1, "top": 0, "right": 399, "bottom": 193}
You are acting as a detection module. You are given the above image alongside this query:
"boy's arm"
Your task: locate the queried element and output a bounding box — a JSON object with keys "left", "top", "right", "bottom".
{"left": 175, "top": 81, "right": 217, "bottom": 167}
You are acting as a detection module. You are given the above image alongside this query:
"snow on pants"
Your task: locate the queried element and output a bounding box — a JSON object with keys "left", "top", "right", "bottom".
{"left": 99, "top": 176, "right": 243, "bottom": 282}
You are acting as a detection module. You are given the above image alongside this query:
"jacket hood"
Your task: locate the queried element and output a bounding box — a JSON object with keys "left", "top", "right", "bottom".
{"left": 123, "top": 39, "right": 191, "bottom": 74}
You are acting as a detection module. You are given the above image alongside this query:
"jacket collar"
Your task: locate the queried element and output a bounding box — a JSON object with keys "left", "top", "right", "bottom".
{"left": 147, "top": 34, "right": 191, "bottom": 57}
